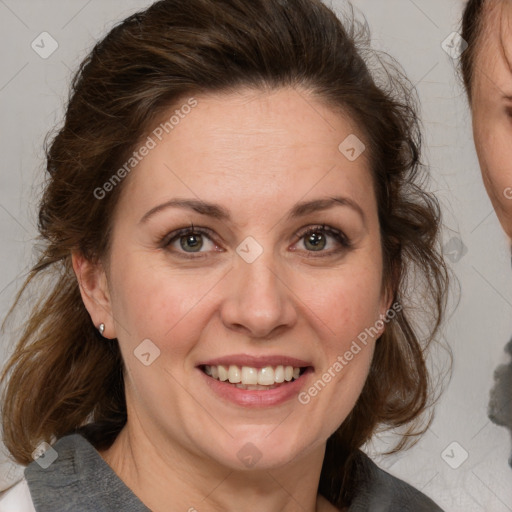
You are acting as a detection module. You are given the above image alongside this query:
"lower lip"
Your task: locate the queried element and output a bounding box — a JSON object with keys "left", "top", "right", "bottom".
{"left": 198, "top": 367, "right": 313, "bottom": 407}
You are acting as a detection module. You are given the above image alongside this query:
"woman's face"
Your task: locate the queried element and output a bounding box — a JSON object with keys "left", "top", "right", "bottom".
{"left": 471, "top": 0, "right": 512, "bottom": 237}
{"left": 95, "top": 88, "right": 390, "bottom": 470}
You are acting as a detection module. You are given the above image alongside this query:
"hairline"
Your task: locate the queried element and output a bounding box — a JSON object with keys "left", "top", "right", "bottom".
{"left": 468, "top": 0, "right": 508, "bottom": 101}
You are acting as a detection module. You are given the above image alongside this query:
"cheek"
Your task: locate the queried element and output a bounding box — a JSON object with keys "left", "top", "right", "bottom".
{"left": 474, "top": 120, "right": 507, "bottom": 179}
{"left": 473, "top": 114, "right": 512, "bottom": 235}
{"left": 108, "top": 253, "right": 218, "bottom": 354}
{"left": 292, "top": 262, "right": 385, "bottom": 348}
{"left": 295, "top": 270, "right": 382, "bottom": 434}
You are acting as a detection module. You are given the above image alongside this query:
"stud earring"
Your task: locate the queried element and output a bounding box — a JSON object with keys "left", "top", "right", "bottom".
{"left": 98, "top": 323, "right": 105, "bottom": 336}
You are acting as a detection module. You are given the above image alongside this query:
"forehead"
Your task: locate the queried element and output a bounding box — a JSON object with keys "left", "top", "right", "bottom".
{"left": 478, "top": 0, "right": 512, "bottom": 55}
{"left": 161, "top": 88, "right": 356, "bottom": 148}
{"left": 473, "top": 1, "right": 512, "bottom": 90}
{"left": 111, "top": 87, "right": 377, "bottom": 230}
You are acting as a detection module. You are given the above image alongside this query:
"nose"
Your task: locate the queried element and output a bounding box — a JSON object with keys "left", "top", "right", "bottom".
{"left": 219, "top": 251, "right": 298, "bottom": 339}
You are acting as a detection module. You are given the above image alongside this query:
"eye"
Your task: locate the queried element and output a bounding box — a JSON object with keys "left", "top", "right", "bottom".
{"left": 293, "top": 225, "right": 351, "bottom": 256}
{"left": 160, "top": 223, "right": 351, "bottom": 260}
{"left": 161, "top": 224, "right": 221, "bottom": 258}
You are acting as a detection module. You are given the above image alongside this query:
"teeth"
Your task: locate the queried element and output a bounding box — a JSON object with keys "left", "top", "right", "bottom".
{"left": 241, "top": 366, "right": 258, "bottom": 385}
{"left": 235, "top": 383, "right": 279, "bottom": 390}
{"left": 274, "top": 365, "right": 285, "bottom": 383}
{"left": 218, "top": 365, "right": 229, "bottom": 382}
{"left": 204, "top": 364, "right": 304, "bottom": 386}
{"left": 228, "top": 365, "right": 241, "bottom": 383}
{"left": 258, "top": 367, "right": 274, "bottom": 385}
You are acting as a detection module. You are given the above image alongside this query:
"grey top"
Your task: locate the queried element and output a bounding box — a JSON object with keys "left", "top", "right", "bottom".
{"left": 25, "top": 434, "right": 149, "bottom": 512}
{"left": 24, "top": 433, "right": 443, "bottom": 511}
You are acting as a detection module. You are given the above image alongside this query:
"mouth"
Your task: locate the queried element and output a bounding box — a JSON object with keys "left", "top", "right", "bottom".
{"left": 199, "top": 364, "right": 311, "bottom": 390}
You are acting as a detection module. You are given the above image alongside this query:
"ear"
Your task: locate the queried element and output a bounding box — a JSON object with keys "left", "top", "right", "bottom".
{"left": 72, "top": 251, "right": 116, "bottom": 339}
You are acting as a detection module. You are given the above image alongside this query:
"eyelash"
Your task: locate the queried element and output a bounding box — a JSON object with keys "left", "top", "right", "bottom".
{"left": 159, "top": 223, "right": 351, "bottom": 260}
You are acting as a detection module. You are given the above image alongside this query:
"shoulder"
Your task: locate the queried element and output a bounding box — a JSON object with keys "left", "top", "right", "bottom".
{"left": 23, "top": 432, "right": 149, "bottom": 511}
{"left": 0, "top": 478, "right": 36, "bottom": 512}
{"left": 348, "top": 450, "right": 444, "bottom": 512}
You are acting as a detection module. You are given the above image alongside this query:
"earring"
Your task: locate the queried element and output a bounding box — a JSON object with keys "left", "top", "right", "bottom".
{"left": 98, "top": 323, "right": 105, "bottom": 336}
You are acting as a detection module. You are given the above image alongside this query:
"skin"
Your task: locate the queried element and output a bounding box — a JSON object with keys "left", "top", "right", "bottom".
{"left": 471, "top": 0, "right": 512, "bottom": 237}
{"left": 470, "top": 0, "right": 512, "bottom": 467}
{"left": 72, "top": 87, "right": 391, "bottom": 512}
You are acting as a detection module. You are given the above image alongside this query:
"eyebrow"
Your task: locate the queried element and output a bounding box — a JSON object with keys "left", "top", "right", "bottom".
{"left": 139, "top": 196, "right": 366, "bottom": 225}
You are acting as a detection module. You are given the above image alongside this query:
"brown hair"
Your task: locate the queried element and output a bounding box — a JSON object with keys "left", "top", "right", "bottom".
{"left": 460, "top": 0, "right": 508, "bottom": 100}
{"left": 461, "top": 0, "right": 486, "bottom": 98}
{"left": 1, "top": 0, "right": 449, "bottom": 507}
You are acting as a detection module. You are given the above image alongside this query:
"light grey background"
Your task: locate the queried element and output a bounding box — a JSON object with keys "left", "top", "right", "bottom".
{"left": 0, "top": 1, "right": 511, "bottom": 510}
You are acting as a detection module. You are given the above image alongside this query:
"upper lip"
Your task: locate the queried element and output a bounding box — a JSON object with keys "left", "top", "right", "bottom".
{"left": 197, "top": 354, "right": 313, "bottom": 369}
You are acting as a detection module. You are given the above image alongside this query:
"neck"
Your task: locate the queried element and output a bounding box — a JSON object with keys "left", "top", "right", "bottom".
{"left": 98, "top": 419, "right": 336, "bottom": 512}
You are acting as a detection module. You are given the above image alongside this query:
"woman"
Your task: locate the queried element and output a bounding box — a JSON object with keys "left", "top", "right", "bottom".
{"left": 0, "top": 0, "right": 448, "bottom": 510}
{"left": 461, "top": 0, "right": 512, "bottom": 469}
{"left": 461, "top": 0, "right": 512, "bottom": 238}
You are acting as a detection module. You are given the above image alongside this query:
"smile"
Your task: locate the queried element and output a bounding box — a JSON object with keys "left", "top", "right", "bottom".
{"left": 201, "top": 364, "right": 307, "bottom": 389}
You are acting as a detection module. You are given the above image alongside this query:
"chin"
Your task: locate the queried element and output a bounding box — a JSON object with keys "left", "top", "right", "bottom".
{"left": 206, "top": 429, "right": 320, "bottom": 471}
